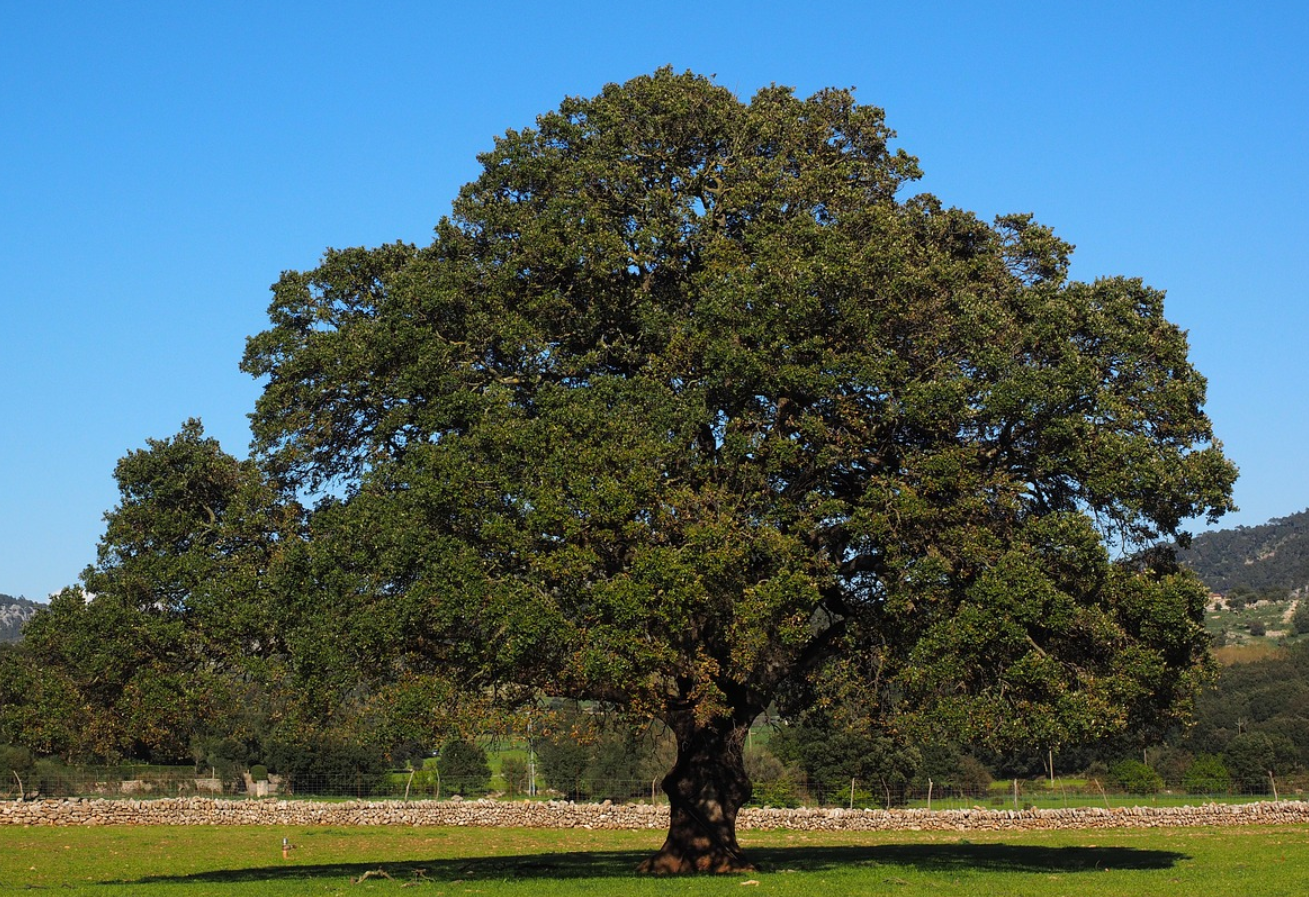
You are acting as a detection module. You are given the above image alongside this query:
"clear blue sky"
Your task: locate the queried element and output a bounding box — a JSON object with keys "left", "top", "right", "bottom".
{"left": 3, "top": 1, "right": 1306, "bottom": 601}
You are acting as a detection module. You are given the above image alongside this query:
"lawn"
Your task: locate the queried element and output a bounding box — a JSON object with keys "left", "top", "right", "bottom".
{"left": 2, "top": 823, "right": 1307, "bottom": 896}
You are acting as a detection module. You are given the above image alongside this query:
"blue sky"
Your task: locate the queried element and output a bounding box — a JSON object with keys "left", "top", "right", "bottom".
{"left": 2, "top": 1, "right": 1306, "bottom": 600}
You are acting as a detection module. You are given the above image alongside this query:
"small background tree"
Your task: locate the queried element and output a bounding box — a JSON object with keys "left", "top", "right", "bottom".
{"left": 1109, "top": 759, "right": 1164, "bottom": 794}
{"left": 1183, "top": 754, "right": 1232, "bottom": 794}
{"left": 499, "top": 756, "right": 529, "bottom": 796}
{"left": 437, "top": 739, "right": 491, "bottom": 797}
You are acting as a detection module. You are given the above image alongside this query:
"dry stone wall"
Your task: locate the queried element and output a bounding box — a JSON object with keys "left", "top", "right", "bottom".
{"left": 5, "top": 797, "right": 1309, "bottom": 831}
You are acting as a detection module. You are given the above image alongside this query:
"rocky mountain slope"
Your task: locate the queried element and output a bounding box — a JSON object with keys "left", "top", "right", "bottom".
{"left": 0, "top": 594, "right": 41, "bottom": 642}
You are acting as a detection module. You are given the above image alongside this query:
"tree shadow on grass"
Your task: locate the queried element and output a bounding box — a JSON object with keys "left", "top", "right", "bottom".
{"left": 130, "top": 842, "right": 1186, "bottom": 885}
{"left": 751, "top": 843, "right": 1186, "bottom": 874}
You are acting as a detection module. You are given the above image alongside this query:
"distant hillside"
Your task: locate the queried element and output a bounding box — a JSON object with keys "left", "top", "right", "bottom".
{"left": 0, "top": 594, "right": 42, "bottom": 642}
{"left": 1179, "top": 509, "right": 1309, "bottom": 594}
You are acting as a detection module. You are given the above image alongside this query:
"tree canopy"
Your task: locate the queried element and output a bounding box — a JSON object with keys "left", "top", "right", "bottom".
{"left": 2, "top": 69, "right": 1234, "bottom": 871}
{"left": 237, "top": 68, "right": 1236, "bottom": 870}
{"left": 0, "top": 421, "right": 301, "bottom": 762}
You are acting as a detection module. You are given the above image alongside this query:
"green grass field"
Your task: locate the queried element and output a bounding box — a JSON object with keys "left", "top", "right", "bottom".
{"left": 2, "top": 823, "right": 1307, "bottom": 896}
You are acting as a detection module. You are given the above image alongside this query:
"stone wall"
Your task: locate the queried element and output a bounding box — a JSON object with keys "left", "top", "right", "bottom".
{"left": 5, "top": 797, "right": 1309, "bottom": 831}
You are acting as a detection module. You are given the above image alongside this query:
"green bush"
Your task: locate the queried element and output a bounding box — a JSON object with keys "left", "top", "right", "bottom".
{"left": 538, "top": 736, "right": 591, "bottom": 799}
{"left": 1293, "top": 602, "right": 1309, "bottom": 636}
{"left": 264, "top": 738, "right": 388, "bottom": 797}
{"left": 31, "top": 758, "right": 75, "bottom": 797}
{"left": 499, "top": 756, "right": 529, "bottom": 796}
{"left": 957, "top": 756, "right": 993, "bottom": 794}
{"left": 191, "top": 735, "right": 251, "bottom": 789}
{"left": 1109, "top": 759, "right": 1164, "bottom": 794}
{"left": 1183, "top": 754, "right": 1232, "bottom": 794}
{"left": 1223, "top": 731, "right": 1298, "bottom": 791}
{"left": 587, "top": 735, "right": 645, "bottom": 801}
{"left": 437, "top": 739, "right": 491, "bottom": 797}
{"left": 249, "top": 764, "right": 269, "bottom": 782}
{"left": 405, "top": 757, "right": 441, "bottom": 797}
{"left": 749, "top": 777, "right": 800, "bottom": 808}
{"left": 0, "top": 743, "right": 33, "bottom": 777}
{"left": 745, "top": 747, "right": 800, "bottom": 808}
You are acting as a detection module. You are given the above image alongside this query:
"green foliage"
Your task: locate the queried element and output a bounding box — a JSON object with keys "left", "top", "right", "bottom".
{"left": 192, "top": 735, "right": 252, "bottom": 789}
{"left": 772, "top": 712, "right": 921, "bottom": 806}
{"left": 0, "top": 744, "right": 33, "bottom": 789}
{"left": 1179, "top": 509, "right": 1309, "bottom": 593}
{"left": 437, "top": 739, "right": 491, "bottom": 797}
{"left": 1108, "top": 759, "right": 1164, "bottom": 794}
{"left": 0, "top": 421, "right": 300, "bottom": 764}
{"left": 587, "top": 734, "right": 648, "bottom": 802}
{"left": 264, "top": 738, "right": 388, "bottom": 797}
{"left": 28, "top": 758, "right": 74, "bottom": 798}
{"left": 1150, "top": 746, "right": 1192, "bottom": 786}
{"left": 404, "top": 757, "right": 441, "bottom": 797}
{"left": 1182, "top": 754, "right": 1232, "bottom": 793}
{"left": 1180, "top": 640, "right": 1309, "bottom": 773}
{"left": 1221, "top": 732, "right": 1298, "bottom": 790}
{"left": 240, "top": 67, "right": 1232, "bottom": 767}
{"left": 499, "top": 756, "right": 529, "bottom": 796}
{"left": 744, "top": 746, "right": 801, "bottom": 807}
{"left": 957, "top": 756, "right": 994, "bottom": 793}
{"left": 1292, "top": 602, "right": 1309, "bottom": 636}
{"left": 5, "top": 69, "right": 1238, "bottom": 868}
{"left": 532, "top": 708, "right": 669, "bottom": 801}
{"left": 536, "top": 736, "right": 591, "bottom": 799}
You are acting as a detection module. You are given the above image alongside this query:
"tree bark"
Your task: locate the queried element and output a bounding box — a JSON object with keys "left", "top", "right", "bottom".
{"left": 637, "top": 713, "right": 755, "bottom": 874}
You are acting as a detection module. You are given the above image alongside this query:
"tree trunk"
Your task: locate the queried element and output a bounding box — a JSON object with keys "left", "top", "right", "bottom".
{"left": 637, "top": 714, "right": 755, "bottom": 874}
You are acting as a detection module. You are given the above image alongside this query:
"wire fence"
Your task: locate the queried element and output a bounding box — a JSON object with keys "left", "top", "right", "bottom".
{"left": 4, "top": 765, "right": 1304, "bottom": 808}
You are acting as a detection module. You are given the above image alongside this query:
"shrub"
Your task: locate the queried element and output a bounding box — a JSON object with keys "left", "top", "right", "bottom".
{"left": 538, "top": 736, "right": 591, "bottom": 799}
{"left": 1293, "top": 602, "right": 1309, "bottom": 636}
{"left": 437, "top": 739, "right": 491, "bottom": 797}
{"left": 249, "top": 764, "right": 269, "bottom": 782}
{"left": 1223, "top": 731, "right": 1298, "bottom": 791}
{"left": 499, "top": 756, "right": 529, "bottom": 796}
{"left": 0, "top": 744, "right": 33, "bottom": 777}
{"left": 264, "top": 738, "right": 388, "bottom": 797}
{"left": 1109, "top": 759, "right": 1164, "bottom": 794}
{"left": 1182, "top": 754, "right": 1232, "bottom": 794}
{"left": 0, "top": 744, "right": 34, "bottom": 796}
{"left": 191, "top": 735, "right": 251, "bottom": 790}
{"left": 1249, "top": 620, "right": 1267, "bottom": 637}
{"left": 31, "top": 758, "right": 75, "bottom": 797}
{"left": 1153, "top": 746, "right": 1193, "bottom": 787}
{"left": 406, "top": 757, "right": 441, "bottom": 797}
{"left": 746, "top": 747, "right": 800, "bottom": 808}
{"left": 587, "top": 735, "right": 645, "bottom": 801}
{"left": 749, "top": 777, "right": 800, "bottom": 808}
{"left": 957, "top": 756, "right": 993, "bottom": 795}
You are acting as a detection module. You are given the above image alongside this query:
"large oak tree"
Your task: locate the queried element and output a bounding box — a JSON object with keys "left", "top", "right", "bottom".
{"left": 242, "top": 69, "right": 1235, "bottom": 872}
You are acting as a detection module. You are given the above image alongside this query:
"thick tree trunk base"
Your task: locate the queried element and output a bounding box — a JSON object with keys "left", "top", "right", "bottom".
{"left": 636, "top": 843, "right": 757, "bottom": 875}
{"left": 636, "top": 713, "right": 756, "bottom": 874}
